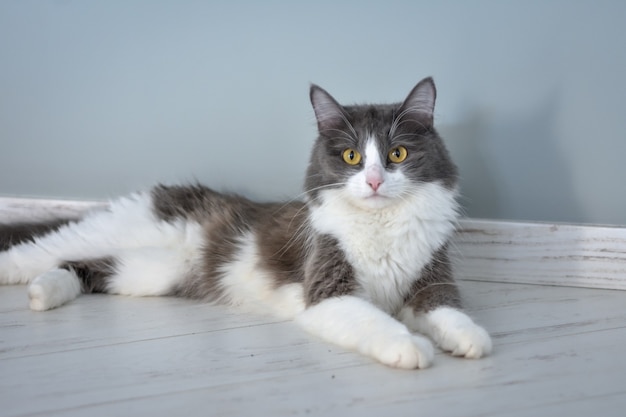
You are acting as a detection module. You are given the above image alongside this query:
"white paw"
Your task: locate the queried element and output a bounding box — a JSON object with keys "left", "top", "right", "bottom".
{"left": 296, "top": 296, "right": 435, "bottom": 370}
{"left": 28, "top": 281, "right": 52, "bottom": 311}
{"left": 28, "top": 269, "right": 81, "bottom": 311}
{"left": 427, "top": 308, "right": 492, "bottom": 359}
{"left": 439, "top": 321, "right": 492, "bottom": 359}
{"left": 373, "top": 333, "right": 435, "bottom": 369}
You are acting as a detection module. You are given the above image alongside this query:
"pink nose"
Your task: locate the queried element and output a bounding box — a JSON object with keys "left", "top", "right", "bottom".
{"left": 367, "top": 178, "right": 383, "bottom": 192}
{"left": 366, "top": 166, "right": 384, "bottom": 192}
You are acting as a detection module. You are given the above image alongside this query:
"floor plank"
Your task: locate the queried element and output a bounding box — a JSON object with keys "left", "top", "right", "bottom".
{"left": 2, "top": 282, "right": 626, "bottom": 417}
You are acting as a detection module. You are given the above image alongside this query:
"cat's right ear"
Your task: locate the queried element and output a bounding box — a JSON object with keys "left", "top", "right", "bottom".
{"left": 310, "top": 84, "right": 346, "bottom": 133}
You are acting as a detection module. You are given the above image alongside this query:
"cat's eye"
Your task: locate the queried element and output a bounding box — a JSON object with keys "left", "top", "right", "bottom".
{"left": 342, "top": 148, "right": 362, "bottom": 165}
{"left": 388, "top": 146, "right": 408, "bottom": 163}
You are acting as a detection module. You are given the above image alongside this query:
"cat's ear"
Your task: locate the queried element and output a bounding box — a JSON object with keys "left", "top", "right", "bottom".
{"left": 310, "top": 84, "right": 347, "bottom": 133}
{"left": 398, "top": 77, "right": 437, "bottom": 128}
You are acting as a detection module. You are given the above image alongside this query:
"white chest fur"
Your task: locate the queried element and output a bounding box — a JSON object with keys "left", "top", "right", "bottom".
{"left": 309, "top": 182, "right": 458, "bottom": 313}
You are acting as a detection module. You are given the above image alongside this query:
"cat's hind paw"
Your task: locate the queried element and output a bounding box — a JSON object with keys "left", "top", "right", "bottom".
{"left": 373, "top": 333, "right": 434, "bottom": 369}
{"left": 28, "top": 269, "right": 81, "bottom": 311}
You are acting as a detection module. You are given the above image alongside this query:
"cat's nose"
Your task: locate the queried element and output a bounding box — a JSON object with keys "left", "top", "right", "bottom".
{"left": 367, "top": 178, "right": 383, "bottom": 192}
{"left": 366, "top": 166, "right": 384, "bottom": 192}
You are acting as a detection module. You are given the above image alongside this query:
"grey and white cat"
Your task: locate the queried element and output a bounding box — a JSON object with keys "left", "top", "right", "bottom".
{"left": 0, "top": 77, "right": 491, "bottom": 369}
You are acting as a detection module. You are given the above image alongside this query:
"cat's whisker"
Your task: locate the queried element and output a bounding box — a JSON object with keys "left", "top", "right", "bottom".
{"left": 285, "top": 203, "right": 310, "bottom": 231}
{"left": 306, "top": 182, "right": 348, "bottom": 194}
{"left": 393, "top": 117, "right": 428, "bottom": 133}
{"left": 309, "top": 187, "right": 347, "bottom": 207}
{"left": 270, "top": 197, "right": 306, "bottom": 215}
{"left": 274, "top": 220, "right": 310, "bottom": 259}
{"left": 272, "top": 183, "right": 350, "bottom": 258}
{"left": 304, "top": 183, "right": 351, "bottom": 206}
{"left": 390, "top": 106, "right": 418, "bottom": 138}
{"left": 337, "top": 112, "right": 359, "bottom": 142}
{"left": 389, "top": 109, "right": 402, "bottom": 138}
{"left": 389, "top": 132, "right": 419, "bottom": 142}
{"left": 269, "top": 182, "right": 346, "bottom": 216}
{"left": 390, "top": 105, "right": 430, "bottom": 138}
{"left": 271, "top": 182, "right": 349, "bottom": 216}
{"left": 324, "top": 128, "right": 358, "bottom": 144}
{"left": 447, "top": 239, "right": 464, "bottom": 263}
{"left": 267, "top": 176, "right": 326, "bottom": 207}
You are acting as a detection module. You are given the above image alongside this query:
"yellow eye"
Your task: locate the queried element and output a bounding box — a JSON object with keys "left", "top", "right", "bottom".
{"left": 388, "top": 146, "right": 408, "bottom": 163}
{"left": 342, "top": 148, "right": 362, "bottom": 165}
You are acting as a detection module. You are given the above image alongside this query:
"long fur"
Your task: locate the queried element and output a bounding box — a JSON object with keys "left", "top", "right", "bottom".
{"left": 0, "top": 77, "right": 492, "bottom": 368}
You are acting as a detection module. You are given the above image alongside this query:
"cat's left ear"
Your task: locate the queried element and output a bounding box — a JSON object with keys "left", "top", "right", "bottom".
{"left": 310, "top": 84, "right": 347, "bottom": 134}
{"left": 398, "top": 77, "right": 437, "bottom": 128}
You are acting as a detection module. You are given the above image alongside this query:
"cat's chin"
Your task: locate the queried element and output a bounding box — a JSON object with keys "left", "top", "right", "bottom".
{"left": 352, "top": 194, "right": 397, "bottom": 210}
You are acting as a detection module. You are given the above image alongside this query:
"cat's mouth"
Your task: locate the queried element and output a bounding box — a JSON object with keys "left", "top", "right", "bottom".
{"left": 358, "top": 192, "right": 396, "bottom": 209}
{"left": 366, "top": 192, "right": 387, "bottom": 200}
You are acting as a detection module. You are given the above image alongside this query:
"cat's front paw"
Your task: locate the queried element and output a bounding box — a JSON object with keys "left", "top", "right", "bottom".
{"left": 372, "top": 333, "right": 434, "bottom": 369}
{"left": 427, "top": 307, "right": 492, "bottom": 359}
{"left": 439, "top": 321, "right": 492, "bottom": 359}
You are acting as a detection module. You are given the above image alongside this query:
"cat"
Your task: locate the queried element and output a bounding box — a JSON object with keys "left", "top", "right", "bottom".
{"left": 0, "top": 77, "right": 492, "bottom": 369}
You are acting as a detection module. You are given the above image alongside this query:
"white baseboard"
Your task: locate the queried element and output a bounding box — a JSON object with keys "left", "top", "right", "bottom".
{"left": 0, "top": 197, "right": 106, "bottom": 222}
{"left": 454, "top": 219, "right": 626, "bottom": 291}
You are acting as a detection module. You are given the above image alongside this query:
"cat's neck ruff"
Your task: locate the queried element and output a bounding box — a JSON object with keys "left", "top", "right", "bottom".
{"left": 308, "top": 182, "right": 459, "bottom": 313}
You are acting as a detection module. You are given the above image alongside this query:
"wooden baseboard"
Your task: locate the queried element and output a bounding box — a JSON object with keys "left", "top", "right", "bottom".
{"left": 2, "top": 197, "right": 625, "bottom": 291}
{"left": 0, "top": 197, "right": 107, "bottom": 222}
{"left": 454, "top": 219, "right": 626, "bottom": 291}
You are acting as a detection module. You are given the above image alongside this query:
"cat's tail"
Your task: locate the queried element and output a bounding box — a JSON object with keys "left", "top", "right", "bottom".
{"left": 0, "top": 218, "right": 77, "bottom": 252}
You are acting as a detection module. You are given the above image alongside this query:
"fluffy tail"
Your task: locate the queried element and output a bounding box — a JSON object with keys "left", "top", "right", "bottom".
{"left": 0, "top": 218, "right": 76, "bottom": 251}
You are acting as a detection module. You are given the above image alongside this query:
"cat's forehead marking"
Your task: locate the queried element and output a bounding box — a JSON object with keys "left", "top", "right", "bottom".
{"left": 364, "top": 137, "right": 383, "bottom": 167}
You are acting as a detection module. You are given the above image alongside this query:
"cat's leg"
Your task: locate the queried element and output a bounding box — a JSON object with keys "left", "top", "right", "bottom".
{"left": 27, "top": 257, "right": 117, "bottom": 311}
{"left": 10, "top": 195, "right": 207, "bottom": 310}
{"left": 399, "top": 306, "right": 492, "bottom": 359}
{"left": 214, "top": 232, "right": 307, "bottom": 320}
{"left": 105, "top": 246, "right": 202, "bottom": 297}
{"left": 398, "top": 250, "right": 492, "bottom": 359}
{"left": 296, "top": 295, "right": 434, "bottom": 369}
{"left": 27, "top": 245, "right": 202, "bottom": 311}
{"left": 0, "top": 192, "right": 195, "bottom": 286}
{"left": 0, "top": 196, "right": 142, "bottom": 284}
{"left": 296, "top": 235, "right": 434, "bottom": 369}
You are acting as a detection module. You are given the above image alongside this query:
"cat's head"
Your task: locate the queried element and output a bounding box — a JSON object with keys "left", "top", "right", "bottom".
{"left": 305, "top": 77, "right": 458, "bottom": 210}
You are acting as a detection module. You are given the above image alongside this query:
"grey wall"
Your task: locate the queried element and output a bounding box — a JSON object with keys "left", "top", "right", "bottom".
{"left": 1, "top": 1, "right": 625, "bottom": 225}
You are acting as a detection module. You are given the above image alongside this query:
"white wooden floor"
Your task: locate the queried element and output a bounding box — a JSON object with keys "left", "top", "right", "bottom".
{"left": 2, "top": 281, "right": 626, "bottom": 417}
{"left": 1, "top": 199, "right": 626, "bottom": 417}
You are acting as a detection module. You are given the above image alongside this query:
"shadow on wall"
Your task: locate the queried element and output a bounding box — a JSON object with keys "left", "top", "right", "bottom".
{"left": 440, "top": 115, "right": 501, "bottom": 219}
{"left": 443, "top": 92, "right": 586, "bottom": 223}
